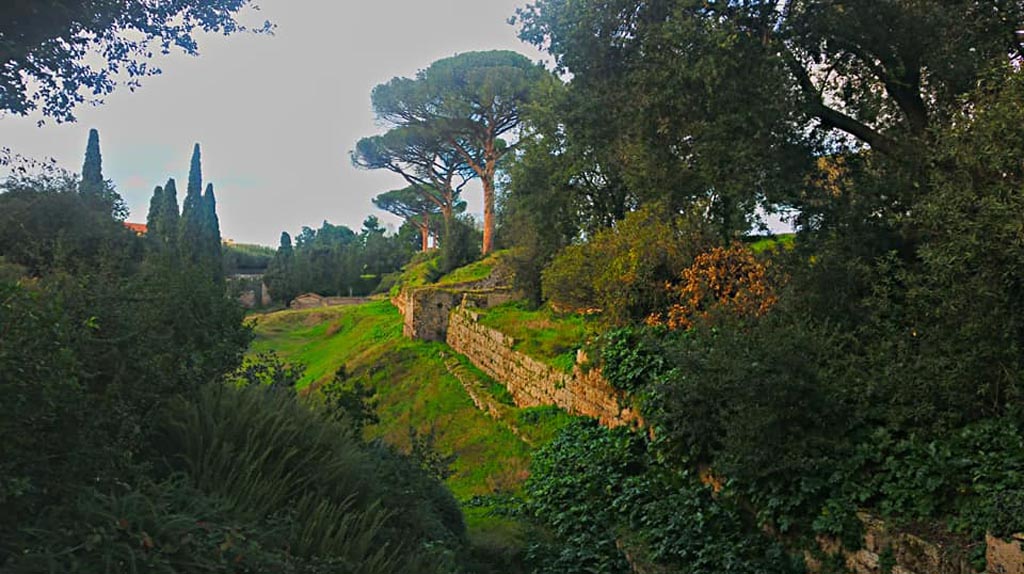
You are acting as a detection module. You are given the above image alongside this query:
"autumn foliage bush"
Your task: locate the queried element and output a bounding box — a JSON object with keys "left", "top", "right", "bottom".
{"left": 648, "top": 243, "right": 777, "bottom": 330}
{"left": 542, "top": 204, "right": 713, "bottom": 324}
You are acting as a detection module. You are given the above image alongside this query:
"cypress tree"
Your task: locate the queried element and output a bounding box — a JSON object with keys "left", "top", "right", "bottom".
{"left": 278, "top": 231, "right": 294, "bottom": 257}
{"left": 145, "top": 185, "right": 164, "bottom": 249}
{"left": 80, "top": 128, "right": 103, "bottom": 197}
{"left": 180, "top": 143, "right": 205, "bottom": 263}
{"left": 159, "top": 178, "right": 181, "bottom": 252}
{"left": 266, "top": 232, "right": 296, "bottom": 303}
{"left": 201, "top": 183, "right": 223, "bottom": 278}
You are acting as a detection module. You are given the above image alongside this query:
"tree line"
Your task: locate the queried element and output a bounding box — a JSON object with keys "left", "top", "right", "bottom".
{"left": 1, "top": 128, "right": 468, "bottom": 571}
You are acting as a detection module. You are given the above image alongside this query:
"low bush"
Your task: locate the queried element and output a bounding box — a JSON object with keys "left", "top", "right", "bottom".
{"left": 522, "top": 420, "right": 804, "bottom": 574}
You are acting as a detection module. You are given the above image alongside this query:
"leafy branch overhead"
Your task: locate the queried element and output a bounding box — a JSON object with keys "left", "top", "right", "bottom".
{"left": 0, "top": 0, "right": 273, "bottom": 121}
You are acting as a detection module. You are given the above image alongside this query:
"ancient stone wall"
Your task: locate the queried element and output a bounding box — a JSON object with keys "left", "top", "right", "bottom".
{"left": 806, "top": 513, "right": 1024, "bottom": 574}
{"left": 390, "top": 274, "right": 1024, "bottom": 574}
{"left": 393, "top": 285, "right": 516, "bottom": 342}
{"left": 446, "top": 305, "right": 639, "bottom": 428}
{"left": 987, "top": 533, "right": 1024, "bottom": 574}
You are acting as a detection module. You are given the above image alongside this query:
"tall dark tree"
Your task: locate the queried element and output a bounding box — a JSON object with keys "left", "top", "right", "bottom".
{"left": 180, "top": 144, "right": 205, "bottom": 263}
{"left": 79, "top": 129, "right": 103, "bottom": 197}
{"left": 278, "top": 231, "right": 293, "bottom": 258}
{"left": 265, "top": 231, "right": 297, "bottom": 304}
{"left": 145, "top": 185, "right": 164, "bottom": 248}
{"left": 202, "top": 183, "right": 223, "bottom": 278}
{"left": 156, "top": 178, "right": 181, "bottom": 252}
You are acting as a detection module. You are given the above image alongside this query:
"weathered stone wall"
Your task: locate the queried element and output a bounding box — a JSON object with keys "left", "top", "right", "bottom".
{"left": 393, "top": 285, "right": 517, "bottom": 342}
{"left": 809, "top": 513, "right": 974, "bottom": 574}
{"left": 446, "top": 305, "right": 639, "bottom": 428}
{"left": 806, "top": 513, "right": 1024, "bottom": 574}
{"left": 987, "top": 533, "right": 1024, "bottom": 574}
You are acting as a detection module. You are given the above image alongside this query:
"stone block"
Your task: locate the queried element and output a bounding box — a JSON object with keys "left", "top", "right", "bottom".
{"left": 988, "top": 533, "right": 1024, "bottom": 574}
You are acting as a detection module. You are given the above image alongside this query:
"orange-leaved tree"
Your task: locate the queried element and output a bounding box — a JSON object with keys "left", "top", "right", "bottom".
{"left": 649, "top": 243, "right": 777, "bottom": 330}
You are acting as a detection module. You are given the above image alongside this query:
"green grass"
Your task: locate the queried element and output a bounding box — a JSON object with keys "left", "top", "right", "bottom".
{"left": 249, "top": 297, "right": 577, "bottom": 564}
{"left": 390, "top": 251, "right": 442, "bottom": 294}
{"left": 248, "top": 300, "right": 558, "bottom": 499}
{"left": 436, "top": 250, "right": 509, "bottom": 286}
{"left": 475, "top": 301, "right": 590, "bottom": 372}
{"left": 748, "top": 233, "right": 796, "bottom": 253}
{"left": 514, "top": 406, "right": 575, "bottom": 446}
{"left": 389, "top": 250, "right": 511, "bottom": 296}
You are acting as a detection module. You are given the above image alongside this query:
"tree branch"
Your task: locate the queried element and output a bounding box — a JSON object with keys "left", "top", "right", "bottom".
{"left": 783, "top": 47, "right": 899, "bottom": 156}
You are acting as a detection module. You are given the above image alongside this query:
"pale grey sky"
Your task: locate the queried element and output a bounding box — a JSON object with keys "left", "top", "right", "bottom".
{"left": 0, "top": 1, "right": 547, "bottom": 245}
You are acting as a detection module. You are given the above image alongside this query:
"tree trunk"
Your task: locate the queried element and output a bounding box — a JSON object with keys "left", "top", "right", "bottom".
{"left": 420, "top": 216, "right": 430, "bottom": 251}
{"left": 482, "top": 176, "right": 495, "bottom": 255}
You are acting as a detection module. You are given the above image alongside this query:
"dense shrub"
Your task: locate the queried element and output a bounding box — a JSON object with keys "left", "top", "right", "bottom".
{"left": 158, "top": 383, "right": 466, "bottom": 567}
{"left": 523, "top": 420, "right": 804, "bottom": 574}
{"left": 440, "top": 215, "right": 482, "bottom": 274}
{"left": 647, "top": 243, "right": 778, "bottom": 330}
{"left": 542, "top": 204, "right": 714, "bottom": 324}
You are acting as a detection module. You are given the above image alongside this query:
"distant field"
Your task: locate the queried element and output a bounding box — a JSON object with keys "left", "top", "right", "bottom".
{"left": 748, "top": 232, "right": 796, "bottom": 253}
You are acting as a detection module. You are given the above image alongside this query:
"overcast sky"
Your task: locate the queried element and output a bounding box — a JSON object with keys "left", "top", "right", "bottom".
{"left": 0, "top": 1, "right": 547, "bottom": 246}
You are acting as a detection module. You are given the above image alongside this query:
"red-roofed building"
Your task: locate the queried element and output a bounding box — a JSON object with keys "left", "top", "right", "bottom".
{"left": 124, "top": 222, "right": 148, "bottom": 236}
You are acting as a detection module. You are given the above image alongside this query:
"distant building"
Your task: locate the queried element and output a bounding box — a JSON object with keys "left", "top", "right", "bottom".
{"left": 124, "top": 222, "right": 148, "bottom": 236}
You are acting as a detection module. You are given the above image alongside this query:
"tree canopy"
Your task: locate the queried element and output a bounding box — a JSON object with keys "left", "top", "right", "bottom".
{"left": 358, "top": 50, "right": 554, "bottom": 254}
{"left": 513, "top": 0, "right": 1024, "bottom": 238}
{"left": 0, "top": 0, "right": 272, "bottom": 121}
{"left": 373, "top": 185, "right": 466, "bottom": 252}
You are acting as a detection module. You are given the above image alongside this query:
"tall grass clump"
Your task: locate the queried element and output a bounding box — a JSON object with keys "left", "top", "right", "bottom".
{"left": 8, "top": 382, "right": 466, "bottom": 573}
{"left": 156, "top": 383, "right": 467, "bottom": 570}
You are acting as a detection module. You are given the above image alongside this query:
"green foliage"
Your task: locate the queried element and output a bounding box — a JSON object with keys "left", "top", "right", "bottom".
{"left": 79, "top": 128, "right": 103, "bottom": 197}
{"left": 201, "top": 183, "right": 222, "bottom": 278}
{"left": 440, "top": 215, "right": 481, "bottom": 274}
{"left": 0, "top": 1, "right": 271, "bottom": 121}
{"left": 542, "top": 204, "right": 714, "bottom": 324}
{"left": 748, "top": 234, "right": 796, "bottom": 254}
{"left": 158, "top": 384, "right": 466, "bottom": 563}
{"left": 523, "top": 420, "right": 804, "bottom": 574}
{"left": 863, "top": 420, "right": 1024, "bottom": 540}
{"left": 10, "top": 383, "right": 466, "bottom": 573}
{"left": 231, "top": 351, "right": 306, "bottom": 390}
{"left": 476, "top": 300, "right": 589, "bottom": 372}
{"left": 597, "top": 327, "right": 671, "bottom": 395}
{"left": 223, "top": 242, "right": 275, "bottom": 274}
{"left": 0, "top": 170, "right": 252, "bottom": 565}
{"left": 264, "top": 220, "right": 413, "bottom": 302}
{"left": 321, "top": 365, "right": 380, "bottom": 435}
{"left": 153, "top": 178, "right": 181, "bottom": 253}
{"left": 179, "top": 144, "right": 206, "bottom": 265}
{"left": 0, "top": 172, "right": 138, "bottom": 276}
{"left": 0, "top": 282, "right": 86, "bottom": 546}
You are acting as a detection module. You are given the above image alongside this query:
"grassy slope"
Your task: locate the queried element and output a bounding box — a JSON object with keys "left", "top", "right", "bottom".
{"left": 250, "top": 260, "right": 578, "bottom": 568}
{"left": 475, "top": 301, "right": 591, "bottom": 372}
{"left": 249, "top": 300, "right": 535, "bottom": 499}
{"left": 390, "top": 250, "right": 511, "bottom": 294}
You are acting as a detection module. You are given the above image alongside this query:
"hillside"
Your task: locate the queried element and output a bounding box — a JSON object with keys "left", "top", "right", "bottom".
{"left": 248, "top": 297, "right": 573, "bottom": 566}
